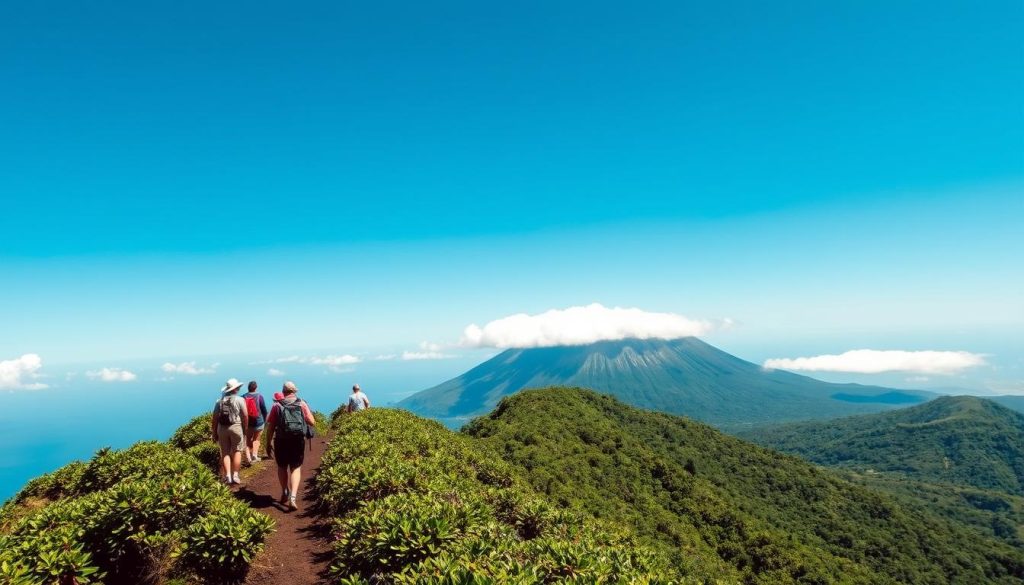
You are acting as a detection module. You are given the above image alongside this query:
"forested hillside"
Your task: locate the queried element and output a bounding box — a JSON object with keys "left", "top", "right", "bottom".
{"left": 464, "top": 387, "right": 1024, "bottom": 584}
{"left": 742, "top": 396, "right": 1024, "bottom": 495}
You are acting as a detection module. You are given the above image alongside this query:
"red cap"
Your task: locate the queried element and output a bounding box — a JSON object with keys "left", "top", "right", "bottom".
{"left": 273, "top": 392, "right": 285, "bottom": 401}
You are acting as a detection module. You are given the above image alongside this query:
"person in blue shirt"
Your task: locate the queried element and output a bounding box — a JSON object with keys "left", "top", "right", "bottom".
{"left": 243, "top": 380, "right": 269, "bottom": 464}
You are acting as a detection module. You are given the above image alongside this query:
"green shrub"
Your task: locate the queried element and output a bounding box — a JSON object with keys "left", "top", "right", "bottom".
{"left": 170, "top": 413, "right": 212, "bottom": 451}
{"left": 316, "top": 408, "right": 677, "bottom": 582}
{"left": 178, "top": 498, "right": 275, "bottom": 578}
{"left": 0, "top": 442, "right": 273, "bottom": 584}
{"left": 312, "top": 410, "right": 331, "bottom": 435}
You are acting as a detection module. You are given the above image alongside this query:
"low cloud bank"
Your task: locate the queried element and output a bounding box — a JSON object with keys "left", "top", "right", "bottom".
{"left": 87, "top": 367, "right": 138, "bottom": 382}
{"left": 763, "top": 349, "right": 986, "bottom": 375}
{"left": 257, "top": 354, "right": 362, "bottom": 372}
{"left": 402, "top": 342, "right": 457, "bottom": 361}
{"left": 0, "top": 354, "right": 47, "bottom": 390}
{"left": 461, "top": 303, "right": 721, "bottom": 349}
{"left": 162, "top": 361, "right": 218, "bottom": 375}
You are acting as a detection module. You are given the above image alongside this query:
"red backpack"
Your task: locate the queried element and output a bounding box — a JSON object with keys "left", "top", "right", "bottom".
{"left": 244, "top": 394, "right": 260, "bottom": 420}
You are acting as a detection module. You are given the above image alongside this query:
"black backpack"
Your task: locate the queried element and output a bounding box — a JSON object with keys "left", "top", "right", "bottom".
{"left": 278, "top": 398, "right": 308, "bottom": 438}
{"left": 217, "top": 396, "right": 236, "bottom": 426}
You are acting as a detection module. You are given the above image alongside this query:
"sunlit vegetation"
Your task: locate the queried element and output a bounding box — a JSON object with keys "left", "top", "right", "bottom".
{"left": 316, "top": 408, "right": 679, "bottom": 583}
{"left": 0, "top": 441, "right": 273, "bottom": 584}
{"left": 464, "top": 387, "right": 1024, "bottom": 584}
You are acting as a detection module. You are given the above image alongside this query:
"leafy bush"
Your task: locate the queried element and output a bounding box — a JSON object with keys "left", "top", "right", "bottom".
{"left": 316, "top": 408, "right": 677, "bottom": 582}
{"left": 178, "top": 498, "right": 275, "bottom": 578}
{"left": 0, "top": 442, "right": 273, "bottom": 584}
{"left": 312, "top": 410, "right": 330, "bottom": 435}
{"left": 169, "top": 413, "right": 211, "bottom": 451}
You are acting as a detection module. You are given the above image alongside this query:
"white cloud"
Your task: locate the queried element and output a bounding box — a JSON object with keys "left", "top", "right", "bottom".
{"left": 0, "top": 354, "right": 47, "bottom": 390}
{"left": 401, "top": 341, "right": 457, "bottom": 360}
{"left": 267, "top": 368, "right": 285, "bottom": 376}
{"left": 763, "top": 350, "right": 986, "bottom": 375}
{"left": 373, "top": 354, "right": 398, "bottom": 361}
{"left": 161, "top": 361, "right": 218, "bottom": 375}
{"left": 255, "top": 354, "right": 361, "bottom": 372}
{"left": 308, "top": 355, "right": 361, "bottom": 367}
{"left": 460, "top": 303, "right": 722, "bottom": 349}
{"left": 86, "top": 367, "right": 138, "bottom": 382}
{"left": 402, "top": 351, "right": 456, "bottom": 360}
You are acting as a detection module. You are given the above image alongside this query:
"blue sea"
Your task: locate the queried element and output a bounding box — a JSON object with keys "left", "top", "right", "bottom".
{"left": 0, "top": 354, "right": 483, "bottom": 502}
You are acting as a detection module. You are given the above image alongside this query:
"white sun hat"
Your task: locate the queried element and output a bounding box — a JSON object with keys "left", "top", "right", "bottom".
{"left": 221, "top": 378, "right": 244, "bottom": 394}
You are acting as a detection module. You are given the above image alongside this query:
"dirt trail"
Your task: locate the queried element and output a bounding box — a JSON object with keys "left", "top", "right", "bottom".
{"left": 234, "top": 435, "right": 333, "bottom": 585}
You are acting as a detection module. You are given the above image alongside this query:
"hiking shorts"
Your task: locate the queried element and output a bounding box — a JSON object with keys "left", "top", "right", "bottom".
{"left": 217, "top": 423, "right": 244, "bottom": 454}
{"left": 273, "top": 434, "right": 305, "bottom": 469}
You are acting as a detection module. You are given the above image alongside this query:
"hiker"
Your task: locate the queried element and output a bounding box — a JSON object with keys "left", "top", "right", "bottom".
{"left": 345, "top": 383, "right": 370, "bottom": 413}
{"left": 243, "top": 380, "right": 269, "bottom": 464}
{"left": 265, "top": 381, "right": 316, "bottom": 511}
{"left": 211, "top": 378, "right": 249, "bottom": 485}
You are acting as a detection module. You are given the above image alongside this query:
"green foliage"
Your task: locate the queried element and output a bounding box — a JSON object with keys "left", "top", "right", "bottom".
{"left": 312, "top": 409, "right": 331, "bottom": 435}
{"left": 841, "top": 472, "right": 1024, "bottom": 546}
{"left": 316, "top": 408, "right": 678, "bottom": 582}
{"left": 178, "top": 497, "right": 276, "bottom": 577}
{"left": 464, "top": 387, "right": 1024, "bottom": 585}
{"left": 742, "top": 396, "right": 1024, "bottom": 496}
{"left": 169, "top": 413, "right": 212, "bottom": 451}
{"left": 0, "top": 442, "right": 273, "bottom": 584}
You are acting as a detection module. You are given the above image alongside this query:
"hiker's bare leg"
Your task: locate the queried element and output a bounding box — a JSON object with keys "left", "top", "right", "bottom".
{"left": 289, "top": 466, "right": 302, "bottom": 500}
{"left": 277, "top": 465, "right": 289, "bottom": 493}
{"left": 220, "top": 453, "right": 231, "bottom": 479}
{"left": 250, "top": 429, "right": 263, "bottom": 459}
{"left": 231, "top": 450, "right": 242, "bottom": 476}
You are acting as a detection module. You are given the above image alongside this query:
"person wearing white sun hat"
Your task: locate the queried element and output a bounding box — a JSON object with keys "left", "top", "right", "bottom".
{"left": 211, "top": 378, "right": 249, "bottom": 485}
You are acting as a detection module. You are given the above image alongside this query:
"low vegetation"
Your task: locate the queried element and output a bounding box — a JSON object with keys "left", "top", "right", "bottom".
{"left": 316, "top": 408, "right": 678, "bottom": 583}
{"left": 0, "top": 442, "right": 273, "bottom": 584}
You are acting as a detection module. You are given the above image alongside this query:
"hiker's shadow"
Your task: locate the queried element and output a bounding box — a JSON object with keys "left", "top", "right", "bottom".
{"left": 233, "top": 487, "right": 278, "bottom": 510}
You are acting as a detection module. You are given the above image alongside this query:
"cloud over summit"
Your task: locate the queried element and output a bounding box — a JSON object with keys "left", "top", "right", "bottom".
{"left": 763, "top": 349, "right": 986, "bottom": 375}
{"left": 460, "top": 303, "right": 721, "bottom": 349}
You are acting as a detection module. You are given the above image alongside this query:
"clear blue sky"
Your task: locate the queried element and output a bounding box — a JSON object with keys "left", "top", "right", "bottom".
{"left": 1, "top": 1, "right": 1022, "bottom": 391}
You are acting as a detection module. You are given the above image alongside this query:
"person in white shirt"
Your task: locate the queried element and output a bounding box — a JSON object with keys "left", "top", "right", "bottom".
{"left": 346, "top": 384, "right": 370, "bottom": 413}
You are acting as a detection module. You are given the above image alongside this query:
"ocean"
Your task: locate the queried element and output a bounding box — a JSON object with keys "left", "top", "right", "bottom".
{"left": 0, "top": 354, "right": 481, "bottom": 502}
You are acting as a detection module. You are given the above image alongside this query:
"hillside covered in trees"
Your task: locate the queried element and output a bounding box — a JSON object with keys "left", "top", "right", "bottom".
{"left": 740, "top": 395, "right": 1024, "bottom": 494}
{"left": 464, "top": 388, "right": 1024, "bottom": 584}
{"left": 740, "top": 395, "right": 1024, "bottom": 547}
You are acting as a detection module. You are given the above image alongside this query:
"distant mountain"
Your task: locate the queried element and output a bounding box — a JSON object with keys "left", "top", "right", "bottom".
{"left": 400, "top": 337, "right": 931, "bottom": 427}
{"left": 465, "top": 388, "right": 1024, "bottom": 584}
{"left": 992, "top": 395, "right": 1024, "bottom": 414}
{"left": 742, "top": 395, "right": 1024, "bottom": 495}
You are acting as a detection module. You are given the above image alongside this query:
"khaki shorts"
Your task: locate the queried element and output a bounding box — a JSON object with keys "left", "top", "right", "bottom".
{"left": 217, "top": 423, "right": 244, "bottom": 454}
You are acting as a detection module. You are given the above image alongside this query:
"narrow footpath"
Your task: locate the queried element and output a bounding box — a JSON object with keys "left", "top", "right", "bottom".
{"left": 233, "top": 435, "right": 333, "bottom": 585}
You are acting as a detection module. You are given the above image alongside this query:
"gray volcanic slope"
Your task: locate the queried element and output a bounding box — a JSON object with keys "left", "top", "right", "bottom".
{"left": 398, "top": 337, "right": 932, "bottom": 427}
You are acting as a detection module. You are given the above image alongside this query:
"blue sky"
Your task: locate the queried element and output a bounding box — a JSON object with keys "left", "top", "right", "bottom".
{"left": 1, "top": 1, "right": 1022, "bottom": 394}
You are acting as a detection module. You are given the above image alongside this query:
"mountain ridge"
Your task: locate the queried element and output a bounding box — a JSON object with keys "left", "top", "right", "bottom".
{"left": 400, "top": 337, "right": 932, "bottom": 427}
{"left": 741, "top": 395, "right": 1024, "bottom": 496}
{"left": 464, "top": 387, "right": 1024, "bottom": 584}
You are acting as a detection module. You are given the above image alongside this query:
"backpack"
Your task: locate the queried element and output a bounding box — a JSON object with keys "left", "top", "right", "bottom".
{"left": 244, "top": 393, "right": 260, "bottom": 420}
{"left": 217, "top": 396, "right": 237, "bottom": 426}
{"left": 277, "top": 398, "right": 307, "bottom": 438}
